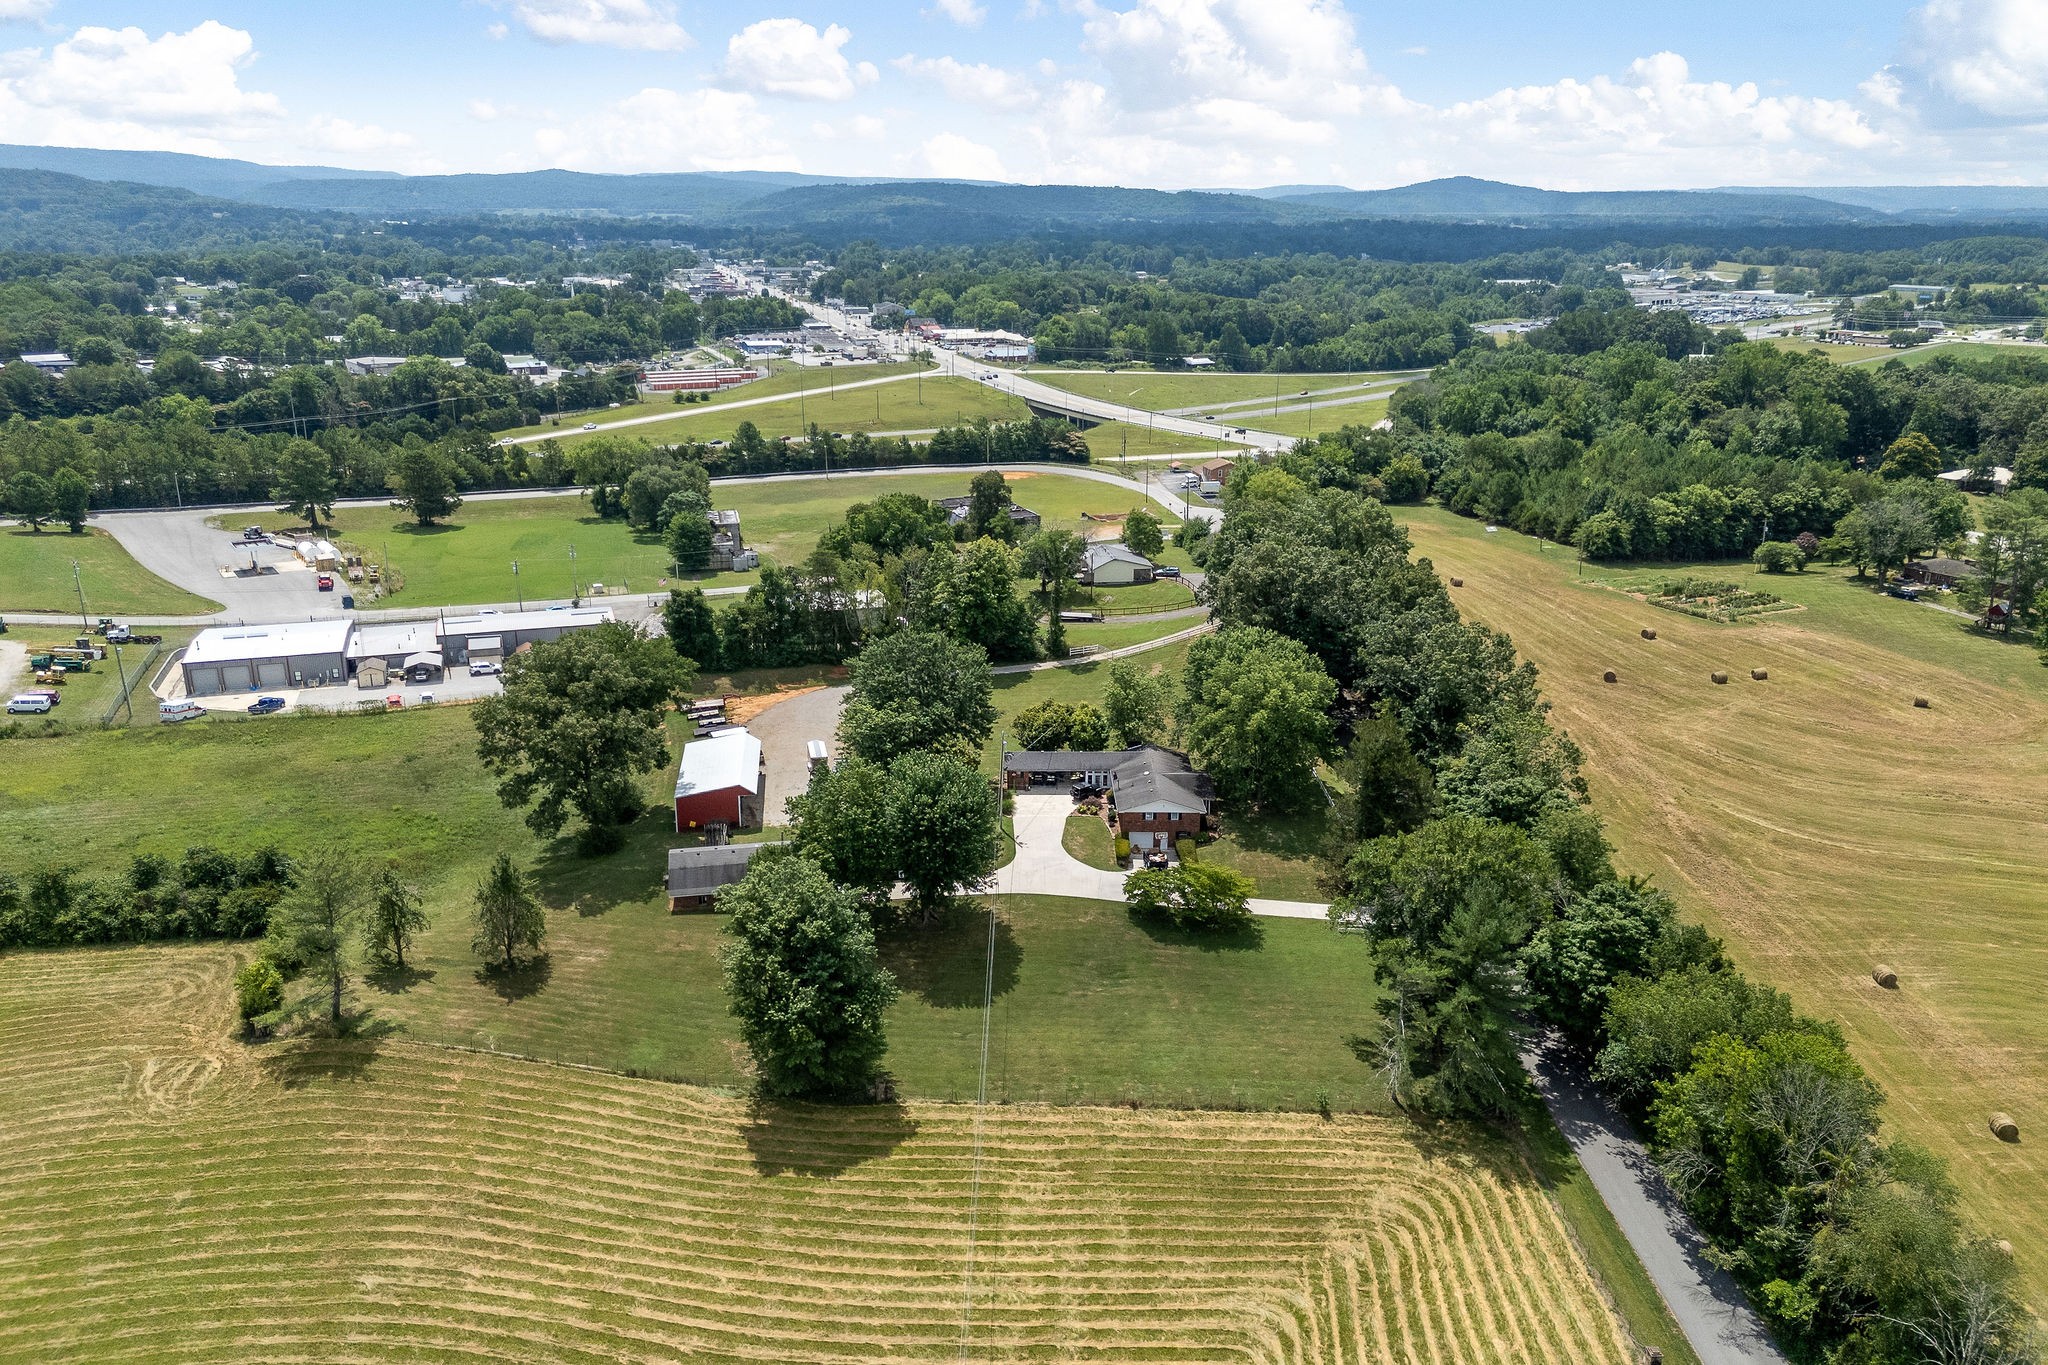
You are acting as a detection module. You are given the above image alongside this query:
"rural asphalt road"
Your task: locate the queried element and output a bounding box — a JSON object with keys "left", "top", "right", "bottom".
{"left": 1523, "top": 1034, "right": 1788, "bottom": 1365}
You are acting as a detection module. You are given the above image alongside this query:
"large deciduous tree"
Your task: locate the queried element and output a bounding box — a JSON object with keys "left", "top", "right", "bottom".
{"left": 1123, "top": 863, "right": 1255, "bottom": 933}
{"left": 1176, "top": 626, "right": 1335, "bottom": 810}
{"left": 665, "top": 493, "right": 715, "bottom": 570}
{"left": 4, "top": 470, "right": 54, "bottom": 531}
{"left": 885, "top": 750, "right": 1003, "bottom": 922}
{"left": 389, "top": 445, "right": 463, "bottom": 526}
{"left": 50, "top": 467, "right": 90, "bottom": 532}
{"left": 962, "top": 468, "right": 1016, "bottom": 542}
{"left": 661, "top": 586, "right": 720, "bottom": 668}
{"left": 1102, "top": 659, "right": 1169, "bottom": 748}
{"left": 472, "top": 622, "right": 693, "bottom": 847}
{"left": 720, "top": 851, "right": 898, "bottom": 1099}
{"left": 838, "top": 630, "right": 996, "bottom": 765}
{"left": 1122, "top": 507, "right": 1164, "bottom": 559}
{"left": 273, "top": 438, "right": 337, "bottom": 531}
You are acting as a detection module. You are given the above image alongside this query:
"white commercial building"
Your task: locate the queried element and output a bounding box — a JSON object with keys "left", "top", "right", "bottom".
{"left": 181, "top": 620, "right": 355, "bottom": 696}
{"left": 435, "top": 606, "right": 614, "bottom": 665}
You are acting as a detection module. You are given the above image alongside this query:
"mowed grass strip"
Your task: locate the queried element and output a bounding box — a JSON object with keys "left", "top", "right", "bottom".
{"left": 503, "top": 360, "right": 928, "bottom": 437}
{"left": 0, "top": 527, "right": 222, "bottom": 615}
{"left": 543, "top": 375, "right": 1027, "bottom": 447}
{"left": 1023, "top": 369, "right": 1416, "bottom": 413}
{"left": 1400, "top": 505, "right": 2048, "bottom": 1298}
{"left": 240, "top": 469, "right": 1180, "bottom": 606}
{"left": 0, "top": 702, "right": 1366, "bottom": 1108}
{"left": 0, "top": 945, "right": 1636, "bottom": 1365}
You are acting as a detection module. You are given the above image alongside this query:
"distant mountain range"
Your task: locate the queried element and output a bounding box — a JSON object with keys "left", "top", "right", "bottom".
{"left": 2, "top": 144, "right": 2047, "bottom": 237}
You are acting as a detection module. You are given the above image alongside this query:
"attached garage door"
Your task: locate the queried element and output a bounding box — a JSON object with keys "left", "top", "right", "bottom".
{"left": 257, "top": 661, "right": 289, "bottom": 688}
{"left": 186, "top": 665, "right": 221, "bottom": 696}
{"left": 220, "top": 663, "right": 255, "bottom": 692}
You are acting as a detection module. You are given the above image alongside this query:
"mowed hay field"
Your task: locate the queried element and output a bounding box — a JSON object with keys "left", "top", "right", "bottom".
{"left": 1400, "top": 507, "right": 2048, "bottom": 1297}
{"left": 0, "top": 946, "right": 1636, "bottom": 1365}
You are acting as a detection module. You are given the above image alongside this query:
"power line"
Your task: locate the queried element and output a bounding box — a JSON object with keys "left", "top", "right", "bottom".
{"left": 955, "top": 905, "right": 998, "bottom": 1363}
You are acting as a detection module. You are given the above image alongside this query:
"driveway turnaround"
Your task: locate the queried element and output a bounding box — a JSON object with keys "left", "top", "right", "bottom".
{"left": 994, "top": 792, "right": 1328, "bottom": 919}
{"left": 1523, "top": 1033, "right": 1788, "bottom": 1365}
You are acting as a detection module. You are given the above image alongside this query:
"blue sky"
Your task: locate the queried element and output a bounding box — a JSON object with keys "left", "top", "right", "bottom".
{"left": 2, "top": 0, "right": 2046, "bottom": 188}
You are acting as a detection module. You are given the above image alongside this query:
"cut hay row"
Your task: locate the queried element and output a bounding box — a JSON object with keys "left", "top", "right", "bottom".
{"left": 0, "top": 946, "right": 1633, "bottom": 1364}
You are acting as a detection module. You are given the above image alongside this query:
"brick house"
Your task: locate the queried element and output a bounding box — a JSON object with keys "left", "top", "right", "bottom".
{"left": 1001, "top": 744, "right": 1216, "bottom": 852}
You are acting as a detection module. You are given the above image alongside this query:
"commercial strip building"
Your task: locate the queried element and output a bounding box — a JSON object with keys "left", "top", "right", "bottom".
{"left": 180, "top": 620, "right": 354, "bottom": 696}
{"left": 640, "top": 366, "right": 760, "bottom": 393}
{"left": 434, "top": 606, "right": 614, "bottom": 666}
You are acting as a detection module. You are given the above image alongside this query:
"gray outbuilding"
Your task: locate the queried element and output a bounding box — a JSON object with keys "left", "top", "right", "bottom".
{"left": 435, "top": 606, "right": 614, "bottom": 665}
{"left": 180, "top": 620, "right": 355, "bottom": 696}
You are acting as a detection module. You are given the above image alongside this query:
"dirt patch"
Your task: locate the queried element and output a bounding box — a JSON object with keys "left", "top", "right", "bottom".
{"left": 727, "top": 684, "right": 824, "bottom": 727}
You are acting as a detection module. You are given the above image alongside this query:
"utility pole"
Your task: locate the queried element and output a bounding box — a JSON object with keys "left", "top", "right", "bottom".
{"left": 568, "top": 544, "right": 578, "bottom": 604}
{"left": 72, "top": 560, "right": 90, "bottom": 631}
{"left": 512, "top": 559, "right": 523, "bottom": 610}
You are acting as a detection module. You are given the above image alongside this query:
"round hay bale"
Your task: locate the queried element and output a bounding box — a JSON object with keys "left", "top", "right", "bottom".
{"left": 1994, "top": 1240, "right": 2015, "bottom": 1258}
{"left": 1641, "top": 628, "right": 1658, "bottom": 640}
{"left": 1602, "top": 669, "right": 1618, "bottom": 684}
{"left": 1914, "top": 696, "right": 1932, "bottom": 709}
{"left": 1872, "top": 964, "right": 1898, "bottom": 989}
{"left": 1711, "top": 671, "right": 1729, "bottom": 685}
{"left": 1751, "top": 668, "right": 1769, "bottom": 681}
{"left": 1450, "top": 577, "right": 1464, "bottom": 587}
{"left": 1989, "top": 1112, "right": 2020, "bottom": 1143}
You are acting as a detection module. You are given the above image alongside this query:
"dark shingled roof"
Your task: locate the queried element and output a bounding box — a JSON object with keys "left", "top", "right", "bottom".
{"left": 666, "top": 842, "right": 779, "bottom": 898}
{"left": 1001, "top": 744, "right": 1213, "bottom": 812}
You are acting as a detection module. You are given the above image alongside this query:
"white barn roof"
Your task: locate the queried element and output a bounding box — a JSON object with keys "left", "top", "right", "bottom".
{"left": 185, "top": 619, "right": 354, "bottom": 666}
{"left": 676, "top": 728, "right": 763, "bottom": 799}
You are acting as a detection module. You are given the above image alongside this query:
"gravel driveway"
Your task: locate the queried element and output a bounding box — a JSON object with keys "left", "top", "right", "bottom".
{"left": 743, "top": 685, "right": 846, "bottom": 828}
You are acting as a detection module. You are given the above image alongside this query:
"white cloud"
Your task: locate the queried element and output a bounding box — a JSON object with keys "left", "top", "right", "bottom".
{"left": 0, "top": 1, "right": 52, "bottom": 23}
{"left": 486, "top": 22, "right": 510, "bottom": 40}
{"left": 532, "top": 87, "right": 797, "bottom": 172}
{"left": 469, "top": 98, "right": 510, "bottom": 121}
{"left": 894, "top": 54, "right": 1039, "bottom": 110}
{"left": 1913, "top": 0, "right": 2048, "bottom": 116}
{"left": 924, "top": 0, "right": 987, "bottom": 25}
{"left": 1861, "top": 68, "right": 1906, "bottom": 110}
{"left": 1081, "top": 0, "right": 1373, "bottom": 117}
{"left": 916, "top": 131, "right": 1006, "bottom": 180}
{"left": 722, "top": 19, "right": 876, "bottom": 101}
{"left": 1401, "top": 45, "right": 1428, "bottom": 57}
{"left": 507, "top": 0, "right": 690, "bottom": 52}
{"left": 1437, "top": 52, "right": 1887, "bottom": 185}
{"left": 306, "top": 115, "right": 413, "bottom": 153}
{"left": 813, "top": 114, "right": 887, "bottom": 140}
{"left": 0, "top": 21, "right": 285, "bottom": 153}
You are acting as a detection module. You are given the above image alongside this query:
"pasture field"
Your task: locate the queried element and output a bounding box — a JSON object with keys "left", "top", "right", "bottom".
{"left": 540, "top": 375, "right": 1027, "bottom": 447}
{"left": 0, "top": 945, "right": 1637, "bottom": 1364}
{"left": 506, "top": 359, "right": 926, "bottom": 435}
{"left": 238, "top": 469, "right": 1184, "bottom": 607}
{"left": 0, "top": 526, "right": 222, "bottom": 615}
{"left": 1400, "top": 505, "right": 2048, "bottom": 1298}
{"left": 1024, "top": 369, "right": 1416, "bottom": 413}
{"left": 0, "top": 701, "right": 1377, "bottom": 1108}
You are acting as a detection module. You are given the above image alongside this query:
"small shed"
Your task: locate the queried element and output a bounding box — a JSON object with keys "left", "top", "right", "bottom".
{"left": 666, "top": 843, "right": 777, "bottom": 911}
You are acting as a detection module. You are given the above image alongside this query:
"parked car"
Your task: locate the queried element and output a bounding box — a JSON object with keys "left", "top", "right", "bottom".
{"left": 581, "top": 421, "right": 598, "bottom": 431}
{"left": 6, "top": 693, "right": 53, "bottom": 714}
{"left": 1156, "top": 565, "right": 1182, "bottom": 577}
{"left": 469, "top": 660, "right": 503, "bottom": 677}
{"left": 25, "top": 687, "right": 61, "bottom": 707}
{"left": 316, "top": 574, "right": 334, "bottom": 591}
{"left": 1887, "top": 583, "right": 1922, "bottom": 600}
{"left": 247, "top": 696, "right": 286, "bottom": 715}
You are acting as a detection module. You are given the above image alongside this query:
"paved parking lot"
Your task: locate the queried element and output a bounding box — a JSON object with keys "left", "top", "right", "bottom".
{"left": 155, "top": 665, "right": 505, "bottom": 717}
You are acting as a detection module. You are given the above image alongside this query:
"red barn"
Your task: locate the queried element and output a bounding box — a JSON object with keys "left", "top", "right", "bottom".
{"left": 674, "top": 728, "right": 765, "bottom": 831}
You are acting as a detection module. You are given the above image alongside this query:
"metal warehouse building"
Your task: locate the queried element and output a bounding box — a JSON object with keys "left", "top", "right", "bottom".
{"left": 435, "top": 606, "right": 614, "bottom": 666}
{"left": 181, "top": 620, "right": 355, "bottom": 696}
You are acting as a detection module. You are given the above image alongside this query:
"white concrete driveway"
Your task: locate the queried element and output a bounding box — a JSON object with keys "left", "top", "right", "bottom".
{"left": 994, "top": 792, "right": 1330, "bottom": 919}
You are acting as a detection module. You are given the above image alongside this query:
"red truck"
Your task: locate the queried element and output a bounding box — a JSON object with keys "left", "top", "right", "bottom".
{"left": 316, "top": 574, "right": 335, "bottom": 591}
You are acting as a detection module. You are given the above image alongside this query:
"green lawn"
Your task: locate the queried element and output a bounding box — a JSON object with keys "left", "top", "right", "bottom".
{"left": 984, "top": 640, "right": 1193, "bottom": 771}
{"left": 1198, "top": 801, "right": 1340, "bottom": 901}
{"left": 1252, "top": 395, "right": 1390, "bottom": 439}
{"left": 0, "top": 527, "right": 222, "bottom": 616}
{"left": 505, "top": 360, "right": 926, "bottom": 435}
{"left": 1060, "top": 615, "right": 1205, "bottom": 652}
{"left": 0, "top": 700, "right": 1380, "bottom": 1110}
{"left": 1025, "top": 369, "right": 1414, "bottom": 413}
{"left": 1063, "top": 811, "right": 1123, "bottom": 870}
{"left": 236, "top": 470, "right": 1184, "bottom": 607}
{"left": 3, "top": 625, "right": 194, "bottom": 731}
{"left": 1080, "top": 420, "right": 1244, "bottom": 458}
{"left": 541, "top": 375, "right": 1026, "bottom": 447}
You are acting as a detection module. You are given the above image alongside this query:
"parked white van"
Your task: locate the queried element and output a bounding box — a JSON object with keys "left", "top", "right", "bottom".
{"left": 158, "top": 699, "right": 206, "bottom": 723}
{"left": 6, "top": 693, "right": 53, "bottom": 715}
